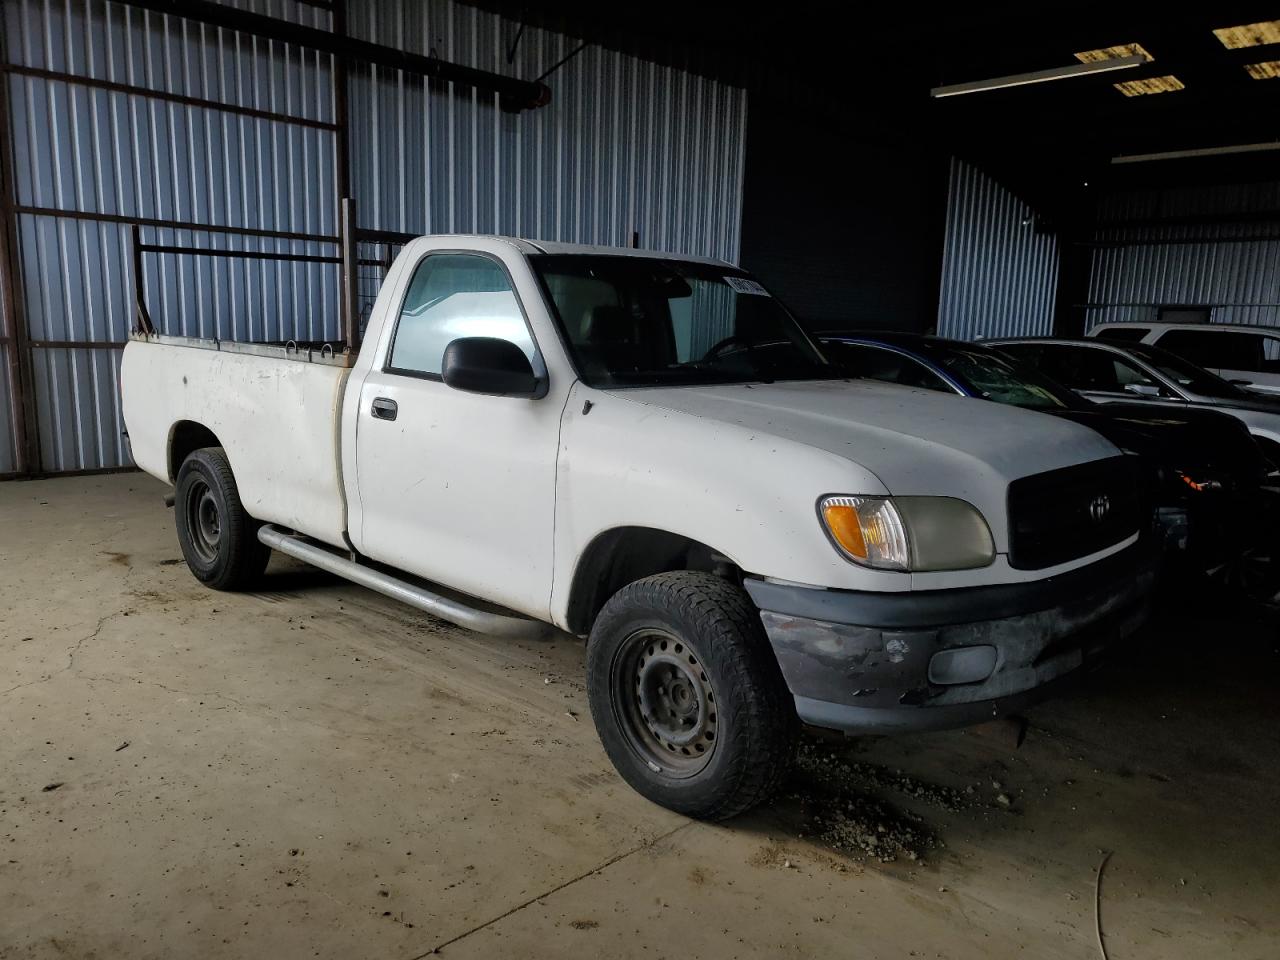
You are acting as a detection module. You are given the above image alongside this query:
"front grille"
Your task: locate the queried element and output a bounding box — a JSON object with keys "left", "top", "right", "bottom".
{"left": 1007, "top": 455, "right": 1141, "bottom": 570}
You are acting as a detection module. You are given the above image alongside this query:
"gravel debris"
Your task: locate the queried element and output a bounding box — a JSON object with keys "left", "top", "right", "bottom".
{"left": 806, "top": 794, "right": 939, "bottom": 863}
{"left": 796, "top": 743, "right": 971, "bottom": 813}
{"left": 782, "top": 743, "right": 968, "bottom": 864}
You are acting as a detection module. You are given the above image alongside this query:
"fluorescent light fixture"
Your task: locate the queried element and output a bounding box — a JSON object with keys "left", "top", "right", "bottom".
{"left": 930, "top": 54, "right": 1145, "bottom": 98}
{"left": 1113, "top": 75, "right": 1185, "bottom": 97}
{"left": 1213, "top": 21, "right": 1280, "bottom": 48}
{"left": 1244, "top": 60, "right": 1280, "bottom": 79}
{"left": 1075, "top": 42, "right": 1153, "bottom": 64}
{"left": 1112, "top": 142, "right": 1280, "bottom": 164}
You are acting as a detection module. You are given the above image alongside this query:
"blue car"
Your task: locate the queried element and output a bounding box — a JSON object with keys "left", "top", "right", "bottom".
{"left": 820, "top": 332, "right": 1074, "bottom": 406}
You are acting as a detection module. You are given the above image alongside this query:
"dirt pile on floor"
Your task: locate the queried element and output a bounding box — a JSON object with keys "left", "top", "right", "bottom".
{"left": 784, "top": 742, "right": 973, "bottom": 864}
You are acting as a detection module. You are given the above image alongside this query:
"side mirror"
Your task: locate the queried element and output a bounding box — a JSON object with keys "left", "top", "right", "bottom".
{"left": 1123, "top": 383, "right": 1162, "bottom": 398}
{"left": 442, "top": 337, "right": 544, "bottom": 398}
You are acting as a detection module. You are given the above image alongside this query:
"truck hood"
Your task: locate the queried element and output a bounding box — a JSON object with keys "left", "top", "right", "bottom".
{"left": 616, "top": 379, "right": 1122, "bottom": 498}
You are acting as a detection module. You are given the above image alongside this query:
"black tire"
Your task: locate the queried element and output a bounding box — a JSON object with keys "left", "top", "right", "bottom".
{"left": 174, "top": 446, "right": 270, "bottom": 591}
{"left": 586, "top": 571, "right": 797, "bottom": 820}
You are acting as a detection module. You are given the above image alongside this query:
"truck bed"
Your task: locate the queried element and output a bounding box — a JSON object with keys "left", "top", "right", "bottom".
{"left": 121, "top": 333, "right": 352, "bottom": 548}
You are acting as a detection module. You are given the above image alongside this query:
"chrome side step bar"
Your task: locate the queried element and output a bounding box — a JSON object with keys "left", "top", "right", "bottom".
{"left": 257, "top": 524, "right": 551, "bottom": 640}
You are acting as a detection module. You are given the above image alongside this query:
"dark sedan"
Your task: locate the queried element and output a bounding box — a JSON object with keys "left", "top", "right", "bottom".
{"left": 820, "top": 331, "right": 1280, "bottom": 610}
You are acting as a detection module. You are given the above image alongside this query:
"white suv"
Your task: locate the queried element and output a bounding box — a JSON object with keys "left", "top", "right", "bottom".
{"left": 1088, "top": 321, "right": 1280, "bottom": 397}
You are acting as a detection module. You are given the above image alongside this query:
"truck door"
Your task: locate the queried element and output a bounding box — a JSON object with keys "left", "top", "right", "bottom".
{"left": 352, "top": 251, "right": 563, "bottom": 620}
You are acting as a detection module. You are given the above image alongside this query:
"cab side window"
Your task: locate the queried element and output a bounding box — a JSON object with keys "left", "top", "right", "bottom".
{"left": 991, "top": 344, "right": 1042, "bottom": 368}
{"left": 1109, "top": 356, "right": 1161, "bottom": 391}
{"left": 1156, "top": 329, "right": 1263, "bottom": 372}
{"left": 1027, "top": 346, "right": 1158, "bottom": 394}
{"left": 1020, "top": 346, "right": 1101, "bottom": 391}
{"left": 388, "top": 254, "right": 535, "bottom": 376}
{"left": 1264, "top": 336, "right": 1280, "bottom": 372}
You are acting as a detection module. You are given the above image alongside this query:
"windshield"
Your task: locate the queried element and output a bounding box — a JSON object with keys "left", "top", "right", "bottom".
{"left": 1123, "top": 343, "right": 1250, "bottom": 400}
{"left": 921, "top": 342, "right": 1076, "bottom": 410}
{"left": 531, "top": 255, "right": 836, "bottom": 387}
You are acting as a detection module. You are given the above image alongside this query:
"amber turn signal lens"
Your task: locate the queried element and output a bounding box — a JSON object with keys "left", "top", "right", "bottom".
{"left": 822, "top": 503, "right": 868, "bottom": 560}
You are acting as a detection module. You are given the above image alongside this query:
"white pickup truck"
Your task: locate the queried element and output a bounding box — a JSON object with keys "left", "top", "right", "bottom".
{"left": 122, "top": 236, "right": 1156, "bottom": 819}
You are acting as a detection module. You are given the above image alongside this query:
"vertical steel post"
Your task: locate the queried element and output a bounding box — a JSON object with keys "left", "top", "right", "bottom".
{"left": 130, "top": 223, "right": 155, "bottom": 335}
{"left": 332, "top": 0, "right": 351, "bottom": 220}
{"left": 341, "top": 197, "right": 358, "bottom": 353}
{"left": 0, "top": 31, "right": 38, "bottom": 475}
{"left": 332, "top": 1, "right": 355, "bottom": 357}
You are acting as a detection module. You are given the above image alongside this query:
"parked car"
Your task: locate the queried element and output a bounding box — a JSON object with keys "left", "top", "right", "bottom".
{"left": 122, "top": 237, "right": 1156, "bottom": 820}
{"left": 985, "top": 336, "right": 1280, "bottom": 468}
{"left": 821, "top": 332, "right": 1280, "bottom": 606}
{"left": 1088, "top": 321, "right": 1280, "bottom": 397}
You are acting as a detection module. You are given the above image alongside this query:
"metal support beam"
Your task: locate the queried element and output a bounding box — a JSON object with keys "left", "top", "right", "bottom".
{"left": 331, "top": 0, "right": 352, "bottom": 207}
{"left": 19, "top": 205, "right": 340, "bottom": 244}
{"left": 0, "top": 64, "right": 339, "bottom": 132}
{"left": 0, "top": 18, "right": 38, "bottom": 475}
{"left": 331, "top": 2, "right": 356, "bottom": 358}
{"left": 29, "top": 340, "right": 126, "bottom": 350}
{"left": 120, "top": 0, "right": 551, "bottom": 112}
{"left": 341, "top": 198, "right": 359, "bottom": 352}
{"left": 137, "top": 243, "right": 342, "bottom": 265}
{"left": 354, "top": 226, "right": 418, "bottom": 246}
{"left": 1051, "top": 190, "right": 1096, "bottom": 338}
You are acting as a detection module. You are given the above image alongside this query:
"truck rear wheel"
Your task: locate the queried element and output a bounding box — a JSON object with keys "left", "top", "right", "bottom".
{"left": 174, "top": 447, "right": 270, "bottom": 591}
{"left": 586, "top": 571, "right": 797, "bottom": 820}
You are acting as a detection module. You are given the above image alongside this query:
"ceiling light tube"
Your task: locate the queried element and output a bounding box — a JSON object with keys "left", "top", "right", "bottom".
{"left": 931, "top": 54, "right": 1146, "bottom": 98}
{"left": 1111, "top": 142, "right": 1280, "bottom": 164}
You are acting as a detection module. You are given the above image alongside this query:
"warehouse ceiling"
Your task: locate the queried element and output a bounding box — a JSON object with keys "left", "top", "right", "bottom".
{"left": 471, "top": 2, "right": 1280, "bottom": 209}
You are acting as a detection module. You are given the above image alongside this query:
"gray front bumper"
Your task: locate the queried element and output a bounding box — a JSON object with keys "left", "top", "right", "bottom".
{"left": 745, "top": 541, "right": 1158, "bottom": 734}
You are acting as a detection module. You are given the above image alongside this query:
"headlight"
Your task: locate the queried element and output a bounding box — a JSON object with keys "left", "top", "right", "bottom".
{"left": 819, "top": 495, "right": 995, "bottom": 572}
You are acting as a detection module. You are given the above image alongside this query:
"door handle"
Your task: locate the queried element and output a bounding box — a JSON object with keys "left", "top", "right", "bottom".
{"left": 370, "top": 397, "right": 398, "bottom": 421}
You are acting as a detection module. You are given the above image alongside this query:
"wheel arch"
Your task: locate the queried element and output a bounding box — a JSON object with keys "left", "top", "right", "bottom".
{"left": 564, "top": 526, "right": 742, "bottom": 635}
{"left": 167, "top": 420, "right": 224, "bottom": 483}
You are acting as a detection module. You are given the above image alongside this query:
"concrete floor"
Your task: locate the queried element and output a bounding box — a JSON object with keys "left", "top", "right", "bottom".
{"left": 2, "top": 474, "right": 1278, "bottom": 960}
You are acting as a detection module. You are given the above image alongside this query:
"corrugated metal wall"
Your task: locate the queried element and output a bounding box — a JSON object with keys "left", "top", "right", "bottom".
{"left": 3, "top": 0, "right": 337, "bottom": 472}
{"left": 1084, "top": 181, "right": 1280, "bottom": 330}
{"left": 345, "top": 1, "right": 746, "bottom": 257}
{"left": 0, "top": 0, "right": 748, "bottom": 475}
{"left": 936, "top": 158, "right": 1059, "bottom": 341}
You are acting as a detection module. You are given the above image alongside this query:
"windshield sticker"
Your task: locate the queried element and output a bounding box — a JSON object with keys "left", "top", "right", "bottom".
{"left": 723, "top": 276, "right": 771, "bottom": 296}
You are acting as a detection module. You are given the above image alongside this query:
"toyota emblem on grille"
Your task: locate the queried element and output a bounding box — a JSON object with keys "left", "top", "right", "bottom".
{"left": 1089, "top": 494, "right": 1111, "bottom": 523}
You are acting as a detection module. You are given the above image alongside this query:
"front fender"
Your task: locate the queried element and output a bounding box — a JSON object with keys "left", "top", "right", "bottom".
{"left": 548, "top": 384, "right": 912, "bottom": 629}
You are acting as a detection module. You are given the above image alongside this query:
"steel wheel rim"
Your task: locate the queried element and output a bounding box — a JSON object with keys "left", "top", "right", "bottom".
{"left": 186, "top": 478, "right": 221, "bottom": 565}
{"left": 612, "top": 627, "right": 717, "bottom": 779}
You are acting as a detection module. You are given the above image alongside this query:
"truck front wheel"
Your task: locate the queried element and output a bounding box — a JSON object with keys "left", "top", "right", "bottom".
{"left": 174, "top": 447, "right": 270, "bottom": 591}
{"left": 586, "top": 571, "right": 797, "bottom": 820}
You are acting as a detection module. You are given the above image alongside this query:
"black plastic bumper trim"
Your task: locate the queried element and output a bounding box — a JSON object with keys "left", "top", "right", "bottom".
{"left": 791, "top": 668, "right": 1079, "bottom": 735}
{"left": 743, "top": 539, "right": 1149, "bottom": 630}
